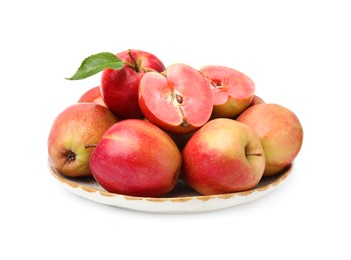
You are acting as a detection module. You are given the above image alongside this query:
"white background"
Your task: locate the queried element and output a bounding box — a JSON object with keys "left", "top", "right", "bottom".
{"left": 1, "top": 0, "right": 350, "bottom": 259}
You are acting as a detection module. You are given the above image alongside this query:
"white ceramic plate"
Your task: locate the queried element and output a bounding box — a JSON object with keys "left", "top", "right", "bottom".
{"left": 48, "top": 162, "right": 293, "bottom": 213}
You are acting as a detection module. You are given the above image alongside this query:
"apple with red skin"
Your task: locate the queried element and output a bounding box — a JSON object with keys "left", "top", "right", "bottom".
{"left": 139, "top": 63, "right": 213, "bottom": 134}
{"left": 199, "top": 65, "right": 255, "bottom": 119}
{"left": 237, "top": 103, "right": 303, "bottom": 176}
{"left": 78, "top": 86, "right": 106, "bottom": 107}
{"left": 90, "top": 119, "right": 182, "bottom": 197}
{"left": 48, "top": 103, "right": 118, "bottom": 177}
{"left": 182, "top": 118, "right": 265, "bottom": 195}
{"left": 101, "top": 49, "right": 165, "bottom": 119}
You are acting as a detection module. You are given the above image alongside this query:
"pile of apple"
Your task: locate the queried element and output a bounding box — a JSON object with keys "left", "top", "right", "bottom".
{"left": 48, "top": 49, "right": 303, "bottom": 197}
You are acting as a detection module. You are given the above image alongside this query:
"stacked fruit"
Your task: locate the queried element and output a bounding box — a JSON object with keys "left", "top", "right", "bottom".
{"left": 48, "top": 49, "right": 303, "bottom": 197}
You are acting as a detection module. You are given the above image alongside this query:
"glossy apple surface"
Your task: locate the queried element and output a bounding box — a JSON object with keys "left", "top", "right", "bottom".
{"left": 182, "top": 118, "right": 265, "bottom": 195}
{"left": 90, "top": 119, "right": 182, "bottom": 197}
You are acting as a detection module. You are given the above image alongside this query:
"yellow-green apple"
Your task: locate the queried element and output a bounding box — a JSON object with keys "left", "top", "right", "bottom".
{"left": 89, "top": 119, "right": 182, "bottom": 197}
{"left": 237, "top": 103, "right": 303, "bottom": 176}
{"left": 101, "top": 49, "right": 165, "bottom": 119}
{"left": 139, "top": 63, "right": 213, "bottom": 134}
{"left": 199, "top": 65, "right": 255, "bottom": 119}
{"left": 48, "top": 103, "right": 118, "bottom": 177}
{"left": 78, "top": 86, "right": 106, "bottom": 107}
{"left": 182, "top": 118, "right": 265, "bottom": 195}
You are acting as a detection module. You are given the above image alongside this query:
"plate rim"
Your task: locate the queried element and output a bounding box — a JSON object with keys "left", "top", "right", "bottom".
{"left": 48, "top": 161, "right": 293, "bottom": 203}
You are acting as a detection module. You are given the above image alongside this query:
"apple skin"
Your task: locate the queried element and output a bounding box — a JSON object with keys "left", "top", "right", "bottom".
{"left": 90, "top": 119, "right": 182, "bottom": 197}
{"left": 237, "top": 103, "right": 303, "bottom": 176}
{"left": 100, "top": 49, "right": 165, "bottom": 119}
{"left": 200, "top": 65, "right": 255, "bottom": 119}
{"left": 139, "top": 63, "right": 213, "bottom": 134}
{"left": 48, "top": 103, "right": 119, "bottom": 177}
{"left": 182, "top": 118, "right": 265, "bottom": 195}
{"left": 78, "top": 86, "right": 106, "bottom": 107}
{"left": 248, "top": 95, "right": 265, "bottom": 107}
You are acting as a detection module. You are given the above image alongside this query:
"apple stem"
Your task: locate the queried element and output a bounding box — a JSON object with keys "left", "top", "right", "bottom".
{"left": 128, "top": 49, "right": 140, "bottom": 72}
{"left": 143, "top": 68, "right": 157, "bottom": 73}
{"left": 123, "top": 61, "right": 135, "bottom": 68}
{"left": 84, "top": 144, "right": 97, "bottom": 149}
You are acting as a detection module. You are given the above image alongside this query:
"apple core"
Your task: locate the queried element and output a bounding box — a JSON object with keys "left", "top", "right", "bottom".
{"left": 139, "top": 63, "right": 213, "bottom": 134}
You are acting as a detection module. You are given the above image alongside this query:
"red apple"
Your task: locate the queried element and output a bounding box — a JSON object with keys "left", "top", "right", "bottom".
{"left": 48, "top": 103, "right": 119, "bottom": 177}
{"left": 237, "top": 103, "right": 303, "bottom": 176}
{"left": 139, "top": 63, "right": 213, "bottom": 134}
{"left": 200, "top": 65, "right": 255, "bottom": 119}
{"left": 182, "top": 118, "right": 265, "bottom": 195}
{"left": 90, "top": 119, "right": 182, "bottom": 197}
{"left": 100, "top": 49, "right": 165, "bottom": 119}
{"left": 78, "top": 86, "right": 106, "bottom": 107}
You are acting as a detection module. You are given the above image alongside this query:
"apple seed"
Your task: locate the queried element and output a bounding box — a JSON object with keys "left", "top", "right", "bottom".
{"left": 211, "top": 80, "right": 223, "bottom": 89}
{"left": 176, "top": 94, "right": 183, "bottom": 104}
{"left": 169, "top": 92, "right": 190, "bottom": 127}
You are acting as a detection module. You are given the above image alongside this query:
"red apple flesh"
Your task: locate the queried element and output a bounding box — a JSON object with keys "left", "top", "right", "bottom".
{"left": 48, "top": 103, "right": 119, "bottom": 177}
{"left": 90, "top": 119, "right": 182, "bottom": 197}
{"left": 139, "top": 63, "right": 213, "bottom": 134}
{"left": 182, "top": 118, "right": 265, "bottom": 195}
{"left": 78, "top": 86, "right": 106, "bottom": 107}
{"left": 237, "top": 103, "right": 303, "bottom": 176}
{"left": 200, "top": 65, "right": 255, "bottom": 119}
{"left": 101, "top": 49, "right": 165, "bottom": 119}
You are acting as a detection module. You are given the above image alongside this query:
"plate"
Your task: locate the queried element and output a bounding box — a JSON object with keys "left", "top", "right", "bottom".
{"left": 48, "top": 162, "right": 293, "bottom": 213}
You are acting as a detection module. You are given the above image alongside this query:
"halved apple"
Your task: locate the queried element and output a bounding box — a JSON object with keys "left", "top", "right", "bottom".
{"left": 139, "top": 63, "right": 213, "bottom": 134}
{"left": 200, "top": 65, "right": 255, "bottom": 119}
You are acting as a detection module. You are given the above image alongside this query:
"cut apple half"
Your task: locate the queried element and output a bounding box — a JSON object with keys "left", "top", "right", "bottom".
{"left": 200, "top": 65, "right": 255, "bottom": 119}
{"left": 139, "top": 63, "right": 213, "bottom": 134}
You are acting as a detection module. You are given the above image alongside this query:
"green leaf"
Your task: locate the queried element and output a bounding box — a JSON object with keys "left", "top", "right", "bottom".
{"left": 66, "top": 52, "right": 124, "bottom": 80}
